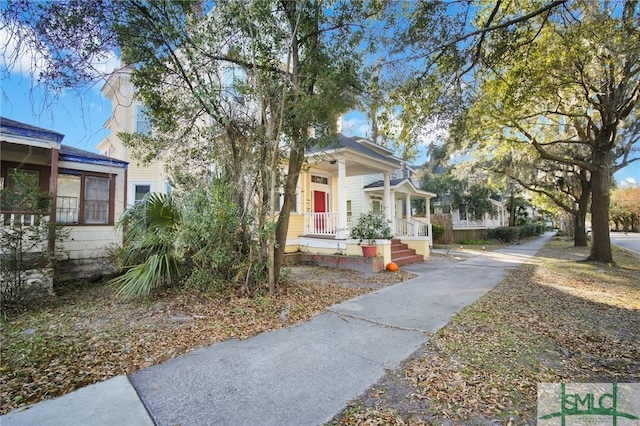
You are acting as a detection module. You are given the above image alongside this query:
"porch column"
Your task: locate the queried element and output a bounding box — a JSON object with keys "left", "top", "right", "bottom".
{"left": 406, "top": 193, "right": 412, "bottom": 220}
{"left": 383, "top": 172, "right": 394, "bottom": 233}
{"left": 48, "top": 148, "right": 59, "bottom": 252}
{"left": 336, "top": 158, "right": 348, "bottom": 239}
{"left": 425, "top": 197, "right": 431, "bottom": 223}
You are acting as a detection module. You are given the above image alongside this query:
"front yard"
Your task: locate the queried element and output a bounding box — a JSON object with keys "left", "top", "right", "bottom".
{"left": 1, "top": 266, "right": 414, "bottom": 414}
{"left": 331, "top": 237, "right": 640, "bottom": 425}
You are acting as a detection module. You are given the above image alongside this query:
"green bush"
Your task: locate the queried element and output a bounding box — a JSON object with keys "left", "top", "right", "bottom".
{"left": 432, "top": 224, "right": 445, "bottom": 241}
{"left": 0, "top": 170, "right": 66, "bottom": 307}
{"left": 110, "top": 180, "right": 259, "bottom": 298}
{"left": 179, "top": 182, "right": 255, "bottom": 290}
{"left": 488, "top": 222, "right": 546, "bottom": 243}
{"left": 487, "top": 226, "right": 520, "bottom": 243}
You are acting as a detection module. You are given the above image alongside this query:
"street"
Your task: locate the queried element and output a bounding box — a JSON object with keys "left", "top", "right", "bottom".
{"left": 610, "top": 231, "right": 640, "bottom": 257}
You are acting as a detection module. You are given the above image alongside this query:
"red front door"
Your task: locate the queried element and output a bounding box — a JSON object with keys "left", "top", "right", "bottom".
{"left": 313, "top": 190, "right": 326, "bottom": 232}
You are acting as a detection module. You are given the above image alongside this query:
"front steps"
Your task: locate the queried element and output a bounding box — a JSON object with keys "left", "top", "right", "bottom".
{"left": 390, "top": 238, "right": 423, "bottom": 266}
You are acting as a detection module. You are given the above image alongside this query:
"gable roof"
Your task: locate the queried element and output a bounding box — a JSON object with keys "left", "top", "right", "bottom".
{"left": 308, "top": 133, "right": 404, "bottom": 173}
{"left": 320, "top": 134, "right": 401, "bottom": 164}
{"left": 364, "top": 177, "right": 436, "bottom": 198}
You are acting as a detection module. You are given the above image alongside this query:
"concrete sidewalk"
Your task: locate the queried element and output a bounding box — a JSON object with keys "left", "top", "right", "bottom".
{"left": 1, "top": 233, "right": 556, "bottom": 426}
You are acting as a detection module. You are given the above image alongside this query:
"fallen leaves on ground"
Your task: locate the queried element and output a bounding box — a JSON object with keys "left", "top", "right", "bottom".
{"left": 332, "top": 238, "right": 640, "bottom": 425}
{"left": 0, "top": 266, "right": 415, "bottom": 414}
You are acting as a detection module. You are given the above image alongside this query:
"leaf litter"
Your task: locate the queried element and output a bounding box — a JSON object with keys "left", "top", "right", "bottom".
{"left": 330, "top": 238, "right": 640, "bottom": 425}
{"left": 1, "top": 265, "right": 415, "bottom": 414}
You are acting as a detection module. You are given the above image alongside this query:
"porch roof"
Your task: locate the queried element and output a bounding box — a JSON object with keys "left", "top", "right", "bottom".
{"left": 0, "top": 116, "right": 64, "bottom": 149}
{"left": 364, "top": 177, "right": 436, "bottom": 198}
{"left": 306, "top": 133, "right": 403, "bottom": 175}
{"left": 1, "top": 117, "right": 128, "bottom": 169}
{"left": 60, "top": 145, "right": 128, "bottom": 168}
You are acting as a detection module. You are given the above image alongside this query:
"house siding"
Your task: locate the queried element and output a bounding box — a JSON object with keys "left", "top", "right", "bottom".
{"left": 285, "top": 214, "right": 304, "bottom": 251}
{"left": 62, "top": 226, "right": 121, "bottom": 260}
{"left": 346, "top": 175, "right": 364, "bottom": 217}
{"left": 99, "top": 69, "right": 169, "bottom": 203}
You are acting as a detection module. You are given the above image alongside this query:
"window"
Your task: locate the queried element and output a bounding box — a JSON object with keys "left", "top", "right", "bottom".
{"left": 371, "top": 199, "right": 382, "bottom": 215}
{"left": 222, "top": 65, "right": 246, "bottom": 104}
{"left": 135, "top": 105, "right": 151, "bottom": 134}
{"left": 57, "top": 174, "right": 81, "bottom": 223}
{"left": 459, "top": 208, "right": 467, "bottom": 221}
{"left": 56, "top": 173, "right": 113, "bottom": 225}
{"left": 311, "top": 175, "right": 328, "bottom": 185}
{"left": 134, "top": 184, "right": 151, "bottom": 204}
{"left": 85, "top": 177, "right": 110, "bottom": 223}
{"left": 346, "top": 200, "right": 352, "bottom": 219}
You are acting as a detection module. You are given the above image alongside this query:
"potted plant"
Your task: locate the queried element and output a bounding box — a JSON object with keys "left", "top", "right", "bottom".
{"left": 349, "top": 212, "right": 393, "bottom": 257}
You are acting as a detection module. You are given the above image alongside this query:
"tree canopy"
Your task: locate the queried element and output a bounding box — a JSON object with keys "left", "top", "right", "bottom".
{"left": 434, "top": 0, "right": 639, "bottom": 261}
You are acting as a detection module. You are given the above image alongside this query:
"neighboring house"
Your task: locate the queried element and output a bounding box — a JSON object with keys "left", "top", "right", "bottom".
{"left": 434, "top": 196, "right": 509, "bottom": 230}
{"left": 1, "top": 117, "right": 128, "bottom": 279}
{"left": 432, "top": 194, "right": 509, "bottom": 230}
{"left": 99, "top": 67, "right": 435, "bottom": 269}
{"left": 97, "top": 66, "right": 171, "bottom": 205}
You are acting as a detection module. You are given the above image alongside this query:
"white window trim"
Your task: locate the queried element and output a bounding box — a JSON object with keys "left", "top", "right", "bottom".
{"left": 129, "top": 181, "right": 154, "bottom": 206}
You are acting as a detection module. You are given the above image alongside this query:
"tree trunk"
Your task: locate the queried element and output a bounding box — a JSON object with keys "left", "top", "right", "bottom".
{"left": 574, "top": 180, "right": 590, "bottom": 247}
{"left": 273, "top": 142, "right": 305, "bottom": 285}
{"left": 574, "top": 213, "right": 587, "bottom": 246}
{"left": 588, "top": 148, "right": 613, "bottom": 262}
{"left": 509, "top": 194, "right": 516, "bottom": 226}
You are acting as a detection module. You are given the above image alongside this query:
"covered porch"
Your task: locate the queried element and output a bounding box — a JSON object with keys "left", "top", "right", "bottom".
{"left": 288, "top": 134, "right": 434, "bottom": 267}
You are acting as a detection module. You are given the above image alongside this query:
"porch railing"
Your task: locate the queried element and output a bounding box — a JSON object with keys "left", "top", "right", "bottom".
{"left": 1, "top": 211, "right": 48, "bottom": 227}
{"left": 1, "top": 211, "right": 51, "bottom": 253}
{"left": 395, "top": 217, "right": 430, "bottom": 237}
{"left": 395, "top": 218, "right": 415, "bottom": 236}
{"left": 303, "top": 212, "right": 339, "bottom": 235}
{"left": 454, "top": 218, "right": 503, "bottom": 229}
{"left": 302, "top": 213, "right": 434, "bottom": 240}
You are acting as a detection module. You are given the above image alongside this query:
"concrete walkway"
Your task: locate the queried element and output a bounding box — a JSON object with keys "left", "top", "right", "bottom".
{"left": 1, "top": 233, "right": 556, "bottom": 426}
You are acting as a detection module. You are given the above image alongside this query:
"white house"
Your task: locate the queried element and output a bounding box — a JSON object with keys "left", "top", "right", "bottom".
{"left": 97, "top": 66, "right": 171, "bottom": 206}
{"left": 98, "top": 66, "right": 435, "bottom": 270}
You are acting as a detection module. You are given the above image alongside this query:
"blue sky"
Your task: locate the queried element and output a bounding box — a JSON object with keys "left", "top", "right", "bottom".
{"left": 2, "top": 75, "right": 112, "bottom": 153}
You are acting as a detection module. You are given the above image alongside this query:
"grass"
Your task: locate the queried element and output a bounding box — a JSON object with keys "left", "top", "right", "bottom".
{"left": 331, "top": 237, "right": 640, "bottom": 425}
{"left": 1, "top": 266, "right": 414, "bottom": 414}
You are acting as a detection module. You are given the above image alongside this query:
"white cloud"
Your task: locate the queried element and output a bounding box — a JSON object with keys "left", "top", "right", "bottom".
{"left": 1, "top": 23, "right": 120, "bottom": 82}
{"left": 0, "top": 24, "right": 49, "bottom": 77}
{"left": 625, "top": 177, "right": 637, "bottom": 185}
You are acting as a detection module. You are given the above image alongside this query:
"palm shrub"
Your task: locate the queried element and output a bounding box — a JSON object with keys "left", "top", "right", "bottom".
{"left": 110, "top": 180, "right": 258, "bottom": 298}
{"left": 110, "top": 192, "right": 182, "bottom": 298}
